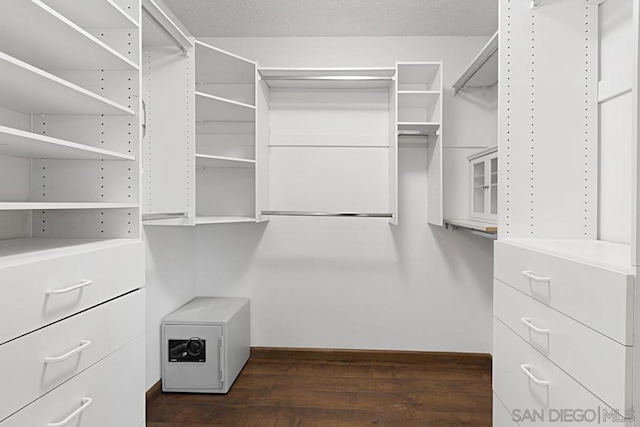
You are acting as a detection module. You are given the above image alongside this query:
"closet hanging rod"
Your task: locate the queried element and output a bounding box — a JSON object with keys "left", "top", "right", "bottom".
{"left": 262, "top": 76, "right": 394, "bottom": 82}
{"left": 451, "top": 31, "right": 498, "bottom": 95}
{"left": 261, "top": 210, "right": 394, "bottom": 218}
{"left": 142, "top": 0, "right": 192, "bottom": 56}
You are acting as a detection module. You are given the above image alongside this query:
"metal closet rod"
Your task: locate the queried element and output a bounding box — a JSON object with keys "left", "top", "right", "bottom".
{"left": 261, "top": 210, "right": 394, "bottom": 218}
{"left": 262, "top": 76, "right": 394, "bottom": 82}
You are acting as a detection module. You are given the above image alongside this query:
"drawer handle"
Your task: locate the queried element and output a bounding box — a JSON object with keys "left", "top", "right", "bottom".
{"left": 44, "top": 340, "right": 92, "bottom": 364}
{"left": 46, "top": 397, "right": 92, "bottom": 427}
{"left": 521, "top": 318, "right": 550, "bottom": 334}
{"left": 46, "top": 280, "right": 93, "bottom": 295}
{"left": 521, "top": 270, "right": 551, "bottom": 283}
{"left": 520, "top": 364, "right": 549, "bottom": 386}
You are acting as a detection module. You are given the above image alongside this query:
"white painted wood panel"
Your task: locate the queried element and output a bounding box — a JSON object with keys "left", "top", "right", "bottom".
{"left": 0, "top": 336, "right": 145, "bottom": 427}
{"left": 0, "top": 290, "right": 144, "bottom": 422}
{"left": 0, "top": 240, "right": 143, "bottom": 344}
{"left": 494, "top": 280, "right": 632, "bottom": 413}
{"left": 495, "top": 240, "right": 634, "bottom": 345}
{"left": 493, "top": 319, "right": 621, "bottom": 425}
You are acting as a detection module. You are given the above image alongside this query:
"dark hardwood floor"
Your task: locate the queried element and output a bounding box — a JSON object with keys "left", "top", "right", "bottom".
{"left": 147, "top": 348, "right": 492, "bottom": 427}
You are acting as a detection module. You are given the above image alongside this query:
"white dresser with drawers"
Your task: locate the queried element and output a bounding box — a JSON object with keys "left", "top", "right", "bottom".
{"left": 493, "top": 240, "right": 635, "bottom": 426}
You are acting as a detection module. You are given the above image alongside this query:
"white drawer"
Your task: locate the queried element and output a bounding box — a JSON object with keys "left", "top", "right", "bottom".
{"left": 494, "top": 280, "right": 632, "bottom": 413}
{"left": 493, "top": 318, "right": 625, "bottom": 425}
{"left": 494, "top": 241, "right": 634, "bottom": 345}
{"left": 0, "top": 289, "right": 144, "bottom": 422}
{"left": 0, "top": 335, "right": 145, "bottom": 427}
{"left": 494, "top": 393, "right": 520, "bottom": 427}
{"left": 0, "top": 241, "right": 144, "bottom": 344}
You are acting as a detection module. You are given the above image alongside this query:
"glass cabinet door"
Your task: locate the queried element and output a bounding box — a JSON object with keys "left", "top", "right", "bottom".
{"left": 472, "top": 160, "right": 486, "bottom": 215}
{"left": 490, "top": 156, "right": 498, "bottom": 215}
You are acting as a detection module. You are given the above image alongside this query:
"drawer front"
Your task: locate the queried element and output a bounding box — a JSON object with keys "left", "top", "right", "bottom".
{"left": 0, "top": 241, "right": 144, "bottom": 344}
{"left": 0, "top": 289, "right": 144, "bottom": 422}
{"left": 493, "top": 318, "right": 624, "bottom": 425}
{"left": 1, "top": 335, "right": 145, "bottom": 427}
{"left": 494, "top": 393, "right": 520, "bottom": 427}
{"left": 494, "top": 241, "right": 634, "bottom": 345}
{"left": 494, "top": 280, "right": 632, "bottom": 413}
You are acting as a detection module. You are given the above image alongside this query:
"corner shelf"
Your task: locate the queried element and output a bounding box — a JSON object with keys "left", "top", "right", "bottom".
{"left": 0, "top": 0, "right": 138, "bottom": 72}
{"left": 0, "top": 51, "right": 135, "bottom": 115}
{"left": 196, "top": 154, "right": 256, "bottom": 168}
{"left": 195, "top": 40, "right": 256, "bottom": 86}
{"left": 195, "top": 92, "right": 256, "bottom": 122}
{"left": 452, "top": 31, "right": 498, "bottom": 95}
{"left": 0, "top": 126, "right": 134, "bottom": 161}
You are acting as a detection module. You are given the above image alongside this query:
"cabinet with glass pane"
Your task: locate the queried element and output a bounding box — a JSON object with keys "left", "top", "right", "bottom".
{"left": 468, "top": 146, "right": 497, "bottom": 223}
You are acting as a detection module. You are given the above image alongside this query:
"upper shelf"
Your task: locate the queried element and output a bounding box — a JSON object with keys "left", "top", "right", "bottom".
{"left": 259, "top": 68, "right": 396, "bottom": 89}
{"left": 0, "top": 202, "right": 138, "bottom": 211}
{"left": 452, "top": 31, "right": 498, "bottom": 95}
{"left": 196, "top": 40, "right": 256, "bottom": 85}
{"left": 0, "top": 125, "right": 135, "bottom": 161}
{"left": 195, "top": 92, "right": 256, "bottom": 122}
{"left": 41, "top": 0, "right": 139, "bottom": 29}
{"left": 0, "top": 51, "right": 135, "bottom": 116}
{"left": 0, "top": 0, "right": 138, "bottom": 71}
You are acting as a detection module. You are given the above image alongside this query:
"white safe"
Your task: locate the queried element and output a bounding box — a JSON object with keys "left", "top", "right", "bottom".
{"left": 161, "top": 297, "right": 250, "bottom": 394}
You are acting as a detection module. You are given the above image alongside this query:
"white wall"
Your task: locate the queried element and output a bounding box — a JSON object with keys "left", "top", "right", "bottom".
{"left": 194, "top": 36, "right": 496, "bottom": 353}
{"left": 144, "top": 227, "right": 196, "bottom": 389}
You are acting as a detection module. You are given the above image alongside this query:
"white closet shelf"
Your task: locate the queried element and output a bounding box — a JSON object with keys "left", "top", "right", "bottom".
{"left": 195, "top": 216, "right": 256, "bottom": 225}
{"left": 196, "top": 92, "right": 256, "bottom": 122}
{"left": 452, "top": 31, "right": 498, "bottom": 95}
{"left": 0, "top": 237, "right": 138, "bottom": 269}
{"left": 0, "top": 52, "right": 135, "bottom": 116}
{"left": 42, "top": 0, "right": 139, "bottom": 29}
{"left": 0, "top": 0, "right": 138, "bottom": 71}
{"left": 259, "top": 67, "right": 396, "bottom": 89}
{"left": 0, "top": 126, "right": 134, "bottom": 161}
{"left": 504, "top": 239, "right": 633, "bottom": 274}
{"left": 397, "top": 122, "right": 440, "bottom": 136}
{"left": 196, "top": 154, "right": 256, "bottom": 168}
{"left": 195, "top": 40, "right": 256, "bottom": 85}
{"left": 0, "top": 202, "right": 138, "bottom": 211}
{"left": 398, "top": 91, "right": 440, "bottom": 109}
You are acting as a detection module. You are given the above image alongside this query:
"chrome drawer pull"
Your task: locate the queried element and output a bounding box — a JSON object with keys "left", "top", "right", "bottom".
{"left": 46, "top": 280, "right": 93, "bottom": 295}
{"left": 46, "top": 397, "right": 92, "bottom": 427}
{"left": 44, "top": 340, "right": 91, "bottom": 364}
{"left": 521, "top": 318, "right": 550, "bottom": 334}
{"left": 521, "top": 270, "right": 551, "bottom": 283}
{"left": 520, "top": 364, "right": 549, "bottom": 386}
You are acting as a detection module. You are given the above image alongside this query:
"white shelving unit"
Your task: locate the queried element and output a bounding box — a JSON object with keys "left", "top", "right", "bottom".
{"left": 0, "top": 1, "right": 145, "bottom": 425}
{"left": 396, "top": 62, "right": 443, "bottom": 225}
{"left": 194, "top": 41, "right": 258, "bottom": 225}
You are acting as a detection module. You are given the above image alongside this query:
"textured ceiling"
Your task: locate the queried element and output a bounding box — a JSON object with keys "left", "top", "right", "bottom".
{"left": 162, "top": 0, "right": 498, "bottom": 37}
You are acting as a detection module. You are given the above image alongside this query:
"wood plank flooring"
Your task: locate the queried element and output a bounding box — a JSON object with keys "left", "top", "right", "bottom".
{"left": 147, "top": 348, "right": 492, "bottom": 427}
